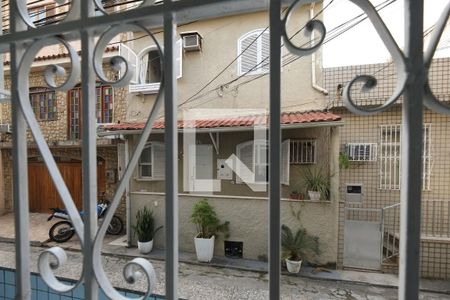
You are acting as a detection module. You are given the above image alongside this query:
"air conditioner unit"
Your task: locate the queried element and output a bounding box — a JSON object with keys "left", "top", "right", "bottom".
{"left": 180, "top": 32, "right": 202, "bottom": 52}
{"left": 0, "top": 123, "right": 11, "bottom": 133}
{"left": 346, "top": 143, "right": 377, "bottom": 161}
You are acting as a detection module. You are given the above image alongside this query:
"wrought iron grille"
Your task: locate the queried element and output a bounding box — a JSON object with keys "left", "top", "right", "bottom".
{"left": 4, "top": 0, "right": 449, "bottom": 299}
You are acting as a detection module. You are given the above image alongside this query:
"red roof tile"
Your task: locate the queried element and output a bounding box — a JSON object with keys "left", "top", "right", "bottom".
{"left": 102, "top": 111, "right": 341, "bottom": 131}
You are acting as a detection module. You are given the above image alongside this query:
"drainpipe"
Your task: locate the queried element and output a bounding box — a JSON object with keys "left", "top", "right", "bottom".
{"left": 124, "top": 137, "right": 131, "bottom": 247}
{"left": 310, "top": 3, "right": 329, "bottom": 96}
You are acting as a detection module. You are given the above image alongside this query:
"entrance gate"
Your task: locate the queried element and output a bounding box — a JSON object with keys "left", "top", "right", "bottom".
{"left": 343, "top": 207, "right": 382, "bottom": 270}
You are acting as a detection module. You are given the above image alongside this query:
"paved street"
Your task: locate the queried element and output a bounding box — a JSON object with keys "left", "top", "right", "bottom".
{"left": 0, "top": 242, "right": 448, "bottom": 299}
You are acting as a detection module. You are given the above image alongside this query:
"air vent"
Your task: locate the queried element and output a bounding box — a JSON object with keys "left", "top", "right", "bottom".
{"left": 180, "top": 31, "right": 202, "bottom": 52}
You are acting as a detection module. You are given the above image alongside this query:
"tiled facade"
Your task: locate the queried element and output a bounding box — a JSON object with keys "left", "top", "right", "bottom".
{"left": 325, "top": 59, "right": 450, "bottom": 279}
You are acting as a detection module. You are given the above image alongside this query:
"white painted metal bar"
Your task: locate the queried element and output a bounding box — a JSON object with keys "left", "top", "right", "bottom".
{"left": 81, "top": 1, "right": 99, "bottom": 299}
{"left": 269, "top": 0, "right": 281, "bottom": 298}
{"left": 164, "top": 2, "right": 179, "bottom": 299}
{"left": 10, "top": 2, "right": 31, "bottom": 299}
{"left": 399, "top": 1, "right": 424, "bottom": 299}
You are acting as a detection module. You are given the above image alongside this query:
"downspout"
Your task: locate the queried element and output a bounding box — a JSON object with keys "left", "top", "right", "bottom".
{"left": 118, "top": 134, "right": 132, "bottom": 247}
{"left": 310, "top": 3, "right": 329, "bottom": 96}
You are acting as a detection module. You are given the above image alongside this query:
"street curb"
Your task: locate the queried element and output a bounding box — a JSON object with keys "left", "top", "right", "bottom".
{"left": 37, "top": 243, "right": 450, "bottom": 295}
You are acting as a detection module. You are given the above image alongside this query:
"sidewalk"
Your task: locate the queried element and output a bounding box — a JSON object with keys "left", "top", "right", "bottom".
{"left": 95, "top": 238, "right": 450, "bottom": 295}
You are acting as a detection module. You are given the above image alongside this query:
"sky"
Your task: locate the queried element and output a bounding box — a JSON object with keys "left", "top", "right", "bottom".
{"left": 323, "top": 0, "right": 450, "bottom": 67}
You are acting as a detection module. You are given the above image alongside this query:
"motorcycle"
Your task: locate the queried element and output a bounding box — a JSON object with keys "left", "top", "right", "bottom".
{"left": 47, "top": 201, "right": 124, "bottom": 243}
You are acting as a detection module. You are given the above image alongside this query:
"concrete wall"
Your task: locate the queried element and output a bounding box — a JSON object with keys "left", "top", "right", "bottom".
{"left": 130, "top": 192, "right": 338, "bottom": 265}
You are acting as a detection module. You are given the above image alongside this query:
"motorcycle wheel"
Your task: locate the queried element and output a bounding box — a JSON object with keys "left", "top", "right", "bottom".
{"left": 49, "top": 221, "right": 75, "bottom": 243}
{"left": 106, "top": 215, "right": 123, "bottom": 235}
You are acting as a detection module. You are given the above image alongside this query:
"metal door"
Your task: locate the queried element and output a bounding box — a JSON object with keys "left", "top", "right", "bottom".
{"left": 343, "top": 207, "right": 382, "bottom": 270}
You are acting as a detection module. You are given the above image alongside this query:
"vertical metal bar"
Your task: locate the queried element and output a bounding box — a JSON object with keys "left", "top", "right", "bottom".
{"left": 269, "top": 0, "right": 281, "bottom": 299}
{"left": 80, "top": 2, "right": 98, "bottom": 299}
{"left": 164, "top": 3, "right": 179, "bottom": 299}
{"left": 399, "top": 1, "right": 424, "bottom": 299}
{"left": 10, "top": 2, "right": 31, "bottom": 299}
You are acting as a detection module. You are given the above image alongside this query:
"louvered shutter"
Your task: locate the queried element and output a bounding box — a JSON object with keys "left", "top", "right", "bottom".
{"left": 281, "top": 139, "right": 290, "bottom": 185}
{"left": 152, "top": 143, "right": 165, "bottom": 180}
{"left": 239, "top": 34, "right": 258, "bottom": 75}
{"left": 236, "top": 141, "right": 254, "bottom": 183}
{"left": 176, "top": 39, "right": 183, "bottom": 79}
{"left": 119, "top": 44, "right": 138, "bottom": 83}
{"left": 139, "top": 53, "right": 149, "bottom": 83}
{"left": 261, "top": 31, "right": 270, "bottom": 72}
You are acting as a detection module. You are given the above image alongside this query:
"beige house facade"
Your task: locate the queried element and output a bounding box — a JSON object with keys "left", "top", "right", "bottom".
{"left": 101, "top": 3, "right": 345, "bottom": 266}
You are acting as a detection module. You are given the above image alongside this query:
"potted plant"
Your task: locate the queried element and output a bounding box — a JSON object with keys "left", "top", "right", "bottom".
{"left": 281, "top": 224, "right": 320, "bottom": 273}
{"left": 289, "top": 189, "right": 300, "bottom": 200}
{"left": 303, "top": 167, "right": 330, "bottom": 201}
{"left": 190, "top": 199, "right": 229, "bottom": 262}
{"left": 132, "top": 206, "right": 163, "bottom": 254}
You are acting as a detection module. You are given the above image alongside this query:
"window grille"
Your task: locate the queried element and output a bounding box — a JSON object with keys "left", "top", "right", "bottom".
{"left": 237, "top": 29, "right": 271, "bottom": 75}
{"left": 289, "top": 139, "right": 316, "bottom": 164}
{"left": 346, "top": 143, "right": 377, "bottom": 161}
{"left": 29, "top": 88, "right": 57, "bottom": 121}
{"left": 380, "top": 124, "right": 431, "bottom": 190}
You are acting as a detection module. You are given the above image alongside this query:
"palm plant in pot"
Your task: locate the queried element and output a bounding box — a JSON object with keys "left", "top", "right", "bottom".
{"left": 190, "top": 199, "right": 229, "bottom": 262}
{"left": 132, "top": 206, "right": 163, "bottom": 254}
{"left": 281, "top": 224, "right": 320, "bottom": 273}
{"left": 303, "top": 167, "right": 330, "bottom": 201}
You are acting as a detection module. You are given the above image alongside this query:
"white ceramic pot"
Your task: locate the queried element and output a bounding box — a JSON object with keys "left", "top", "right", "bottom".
{"left": 286, "top": 259, "right": 302, "bottom": 273}
{"left": 194, "top": 235, "right": 215, "bottom": 262}
{"left": 308, "top": 191, "right": 321, "bottom": 201}
{"left": 137, "top": 240, "right": 153, "bottom": 254}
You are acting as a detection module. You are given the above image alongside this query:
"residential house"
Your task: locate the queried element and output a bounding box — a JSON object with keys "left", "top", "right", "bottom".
{"left": 325, "top": 58, "right": 450, "bottom": 279}
{"left": 0, "top": 1, "right": 131, "bottom": 217}
{"left": 101, "top": 2, "right": 344, "bottom": 266}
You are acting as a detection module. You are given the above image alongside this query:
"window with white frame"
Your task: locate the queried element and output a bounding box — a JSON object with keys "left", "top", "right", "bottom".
{"left": 379, "top": 124, "right": 431, "bottom": 190}
{"left": 346, "top": 143, "right": 377, "bottom": 161}
{"left": 236, "top": 139, "right": 289, "bottom": 185}
{"left": 138, "top": 142, "right": 165, "bottom": 180}
{"left": 127, "top": 41, "right": 182, "bottom": 94}
{"left": 237, "top": 29, "right": 271, "bottom": 76}
{"left": 290, "top": 139, "right": 316, "bottom": 164}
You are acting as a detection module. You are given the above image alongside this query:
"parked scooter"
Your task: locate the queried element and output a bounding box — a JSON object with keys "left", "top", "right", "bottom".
{"left": 47, "top": 201, "right": 123, "bottom": 243}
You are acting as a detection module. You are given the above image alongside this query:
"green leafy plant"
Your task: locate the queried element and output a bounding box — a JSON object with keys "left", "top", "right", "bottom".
{"left": 132, "top": 206, "right": 163, "bottom": 242}
{"left": 303, "top": 167, "right": 330, "bottom": 199}
{"left": 339, "top": 152, "right": 350, "bottom": 169}
{"left": 190, "top": 199, "right": 229, "bottom": 239}
{"left": 281, "top": 224, "right": 320, "bottom": 262}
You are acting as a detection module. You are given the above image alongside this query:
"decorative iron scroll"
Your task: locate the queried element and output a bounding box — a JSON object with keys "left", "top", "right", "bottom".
{"left": 13, "top": 1, "right": 164, "bottom": 298}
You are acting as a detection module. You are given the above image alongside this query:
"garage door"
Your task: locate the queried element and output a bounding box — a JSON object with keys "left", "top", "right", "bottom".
{"left": 28, "top": 160, "right": 106, "bottom": 213}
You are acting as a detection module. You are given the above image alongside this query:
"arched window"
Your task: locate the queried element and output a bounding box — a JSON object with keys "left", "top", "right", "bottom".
{"left": 235, "top": 139, "right": 290, "bottom": 185}
{"left": 237, "top": 29, "right": 271, "bottom": 76}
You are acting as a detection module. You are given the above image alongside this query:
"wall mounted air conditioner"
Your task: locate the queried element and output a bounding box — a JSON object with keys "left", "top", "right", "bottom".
{"left": 0, "top": 123, "right": 11, "bottom": 133}
{"left": 180, "top": 31, "right": 202, "bottom": 52}
{"left": 346, "top": 143, "right": 377, "bottom": 161}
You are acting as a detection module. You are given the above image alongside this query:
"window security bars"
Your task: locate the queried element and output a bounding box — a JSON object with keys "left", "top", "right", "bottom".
{"left": 346, "top": 143, "right": 377, "bottom": 162}
{"left": 289, "top": 139, "right": 316, "bottom": 164}
{"left": 5, "top": 1, "right": 448, "bottom": 300}
{"left": 379, "top": 124, "right": 431, "bottom": 190}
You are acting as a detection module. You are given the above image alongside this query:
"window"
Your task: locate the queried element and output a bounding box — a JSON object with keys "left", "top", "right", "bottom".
{"left": 237, "top": 29, "right": 271, "bottom": 75}
{"left": 128, "top": 41, "right": 182, "bottom": 94}
{"left": 29, "top": 7, "right": 46, "bottom": 25}
{"left": 29, "top": 88, "right": 56, "bottom": 121}
{"left": 138, "top": 142, "right": 165, "bottom": 180}
{"left": 290, "top": 139, "right": 316, "bottom": 164}
{"left": 236, "top": 139, "right": 289, "bottom": 185}
{"left": 346, "top": 143, "right": 377, "bottom": 161}
{"left": 380, "top": 124, "right": 431, "bottom": 190}
{"left": 68, "top": 84, "right": 113, "bottom": 140}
